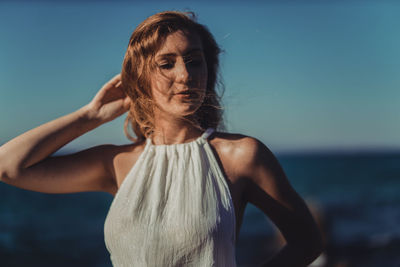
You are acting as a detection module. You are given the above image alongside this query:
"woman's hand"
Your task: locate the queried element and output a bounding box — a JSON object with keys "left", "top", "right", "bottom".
{"left": 84, "top": 74, "right": 131, "bottom": 123}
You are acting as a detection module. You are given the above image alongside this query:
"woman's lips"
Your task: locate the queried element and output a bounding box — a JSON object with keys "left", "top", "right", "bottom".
{"left": 176, "top": 91, "right": 195, "bottom": 96}
{"left": 175, "top": 90, "right": 191, "bottom": 94}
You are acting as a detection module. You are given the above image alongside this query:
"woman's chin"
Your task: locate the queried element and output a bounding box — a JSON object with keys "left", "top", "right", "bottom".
{"left": 173, "top": 104, "right": 201, "bottom": 117}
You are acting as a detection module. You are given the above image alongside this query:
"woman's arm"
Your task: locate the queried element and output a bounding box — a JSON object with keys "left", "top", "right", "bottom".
{"left": 239, "top": 137, "right": 324, "bottom": 267}
{"left": 0, "top": 74, "right": 130, "bottom": 194}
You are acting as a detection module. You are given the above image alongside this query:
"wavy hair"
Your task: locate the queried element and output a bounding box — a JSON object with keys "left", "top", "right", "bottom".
{"left": 121, "top": 11, "right": 224, "bottom": 142}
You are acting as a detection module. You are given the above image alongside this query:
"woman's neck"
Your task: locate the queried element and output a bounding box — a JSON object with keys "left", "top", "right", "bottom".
{"left": 151, "top": 114, "right": 203, "bottom": 145}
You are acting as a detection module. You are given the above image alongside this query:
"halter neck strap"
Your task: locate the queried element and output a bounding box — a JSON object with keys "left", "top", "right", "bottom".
{"left": 201, "top": 128, "right": 215, "bottom": 140}
{"left": 146, "top": 128, "right": 215, "bottom": 147}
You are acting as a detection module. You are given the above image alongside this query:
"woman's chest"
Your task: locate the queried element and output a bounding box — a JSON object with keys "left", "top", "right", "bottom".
{"left": 106, "top": 149, "right": 237, "bottom": 247}
{"left": 113, "top": 140, "right": 247, "bottom": 235}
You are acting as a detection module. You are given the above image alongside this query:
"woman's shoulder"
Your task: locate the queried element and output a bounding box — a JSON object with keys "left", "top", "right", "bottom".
{"left": 209, "top": 131, "right": 272, "bottom": 171}
{"left": 110, "top": 139, "right": 146, "bottom": 164}
{"left": 96, "top": 140, "right": 147, "bottom": 191}
{"left": 91, "top": 139, "right": 146, "bottom": 161}
{"left": 210, "top": 131, "right": 266, "bottom": 152}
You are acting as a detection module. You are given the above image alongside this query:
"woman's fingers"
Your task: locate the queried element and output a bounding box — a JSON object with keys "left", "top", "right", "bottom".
{"left": 102, "top": 74, "right": 122, "bottom": 91}
{"left": 123, "top": 95, "right": 131, "bottom": 110}
{"left": 97, "top": 74, "right": 126, "bottom": 100}
{"left": 109, "top": 73, "right": 121, "bottom": 84}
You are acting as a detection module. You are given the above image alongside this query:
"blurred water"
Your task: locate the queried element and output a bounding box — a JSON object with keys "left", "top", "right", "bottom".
{"left": 1, "top": 151, "right": 399, "bottom": 267}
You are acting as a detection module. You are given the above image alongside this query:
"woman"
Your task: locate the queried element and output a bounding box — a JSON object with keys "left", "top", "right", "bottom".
{"left": 0, "top": 11, "right": 323, "bottom": 266}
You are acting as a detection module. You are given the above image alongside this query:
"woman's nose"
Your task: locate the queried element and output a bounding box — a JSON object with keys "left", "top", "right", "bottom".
{"left": 175, "top": 60, "right": 190, "bottom": 83}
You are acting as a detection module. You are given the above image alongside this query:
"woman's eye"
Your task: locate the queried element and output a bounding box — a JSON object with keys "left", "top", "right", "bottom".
{"left": 185, "top": 56, "right": 203, "bottom": 66}
{"left": 159, "top": 62, "right": 174, "bottom": 69}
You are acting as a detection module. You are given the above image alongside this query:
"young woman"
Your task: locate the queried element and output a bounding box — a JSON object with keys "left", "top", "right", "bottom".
{"left": 0, "top": 11, "right": 323, "bottom": 267}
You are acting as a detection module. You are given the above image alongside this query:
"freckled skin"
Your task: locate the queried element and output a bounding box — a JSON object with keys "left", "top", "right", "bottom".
{"left": 151, "top": 31, "right": 208, "bottom": 119}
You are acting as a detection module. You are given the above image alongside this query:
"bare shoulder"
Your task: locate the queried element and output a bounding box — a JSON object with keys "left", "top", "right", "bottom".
{"left": 209, "top": 131, "right": 274, "bottom": 179}
{"left": 209, "top": 131, "right": 257, "bottom": 151}
{"left": 103, "top": 140, "right": 146, "bottom": 195}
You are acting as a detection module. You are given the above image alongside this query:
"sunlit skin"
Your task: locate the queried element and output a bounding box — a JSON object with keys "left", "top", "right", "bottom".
{"left": 152, "top": 31, "right": 207, "bottom": 117}
{"left": 150, "top": 31, "right": 208, "bottom": 145}
{"left": 0, "top": 28, "right": 323, "bottom": 267}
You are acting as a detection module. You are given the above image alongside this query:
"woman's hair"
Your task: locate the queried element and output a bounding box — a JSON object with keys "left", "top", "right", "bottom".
{"left": 121, "top": 11, "right": 224, "bottom": 142}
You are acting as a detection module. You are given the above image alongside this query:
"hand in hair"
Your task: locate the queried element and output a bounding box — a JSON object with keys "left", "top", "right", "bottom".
{"left": 84, "top": 74, "right": 131, "bottom": 124}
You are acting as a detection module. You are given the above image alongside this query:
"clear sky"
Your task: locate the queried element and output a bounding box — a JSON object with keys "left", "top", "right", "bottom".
{"left": 1, "top": 1, "right": 399, "bottom": 153}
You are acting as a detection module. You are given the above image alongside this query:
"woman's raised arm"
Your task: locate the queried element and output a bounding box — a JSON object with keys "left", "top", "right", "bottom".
{"left": 0, "top": 74, "right": 130, "bottom": 194}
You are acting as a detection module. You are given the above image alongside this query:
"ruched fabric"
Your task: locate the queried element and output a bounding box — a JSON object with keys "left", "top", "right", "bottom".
{"left": 104, "top": 128, "right": 237, "bottom": 267}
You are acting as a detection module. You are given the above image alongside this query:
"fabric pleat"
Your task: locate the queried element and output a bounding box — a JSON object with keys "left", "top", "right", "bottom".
{"left": 104, "top": 128, "right": 236, "bottom": 267}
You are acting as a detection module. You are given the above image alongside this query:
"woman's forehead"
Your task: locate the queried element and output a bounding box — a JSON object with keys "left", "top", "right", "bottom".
{"left": 155, "top": 30, "right": 203, "bottom": 58}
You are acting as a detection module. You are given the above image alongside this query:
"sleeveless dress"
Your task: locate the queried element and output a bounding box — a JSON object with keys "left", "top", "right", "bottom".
{"left": 104, "top": 128, "right": 237, "bottom": 267}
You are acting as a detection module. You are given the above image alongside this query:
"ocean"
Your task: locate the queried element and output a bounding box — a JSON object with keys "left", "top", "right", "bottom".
{"left": 1, "top": 151, "right": 399, "bottom": 267}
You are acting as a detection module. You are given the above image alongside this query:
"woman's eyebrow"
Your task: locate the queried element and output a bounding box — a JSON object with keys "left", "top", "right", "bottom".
{"left": 156, "top": 48, "right": 203, "bottom": 59}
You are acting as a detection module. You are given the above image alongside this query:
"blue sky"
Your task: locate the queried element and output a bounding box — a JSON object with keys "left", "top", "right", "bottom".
{"left": 1, "top": 1, "right": 399, "bottom": 153}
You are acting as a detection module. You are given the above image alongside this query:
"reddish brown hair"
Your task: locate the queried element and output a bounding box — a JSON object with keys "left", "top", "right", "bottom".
{"left": 121, "top": 11, "right": 223, "bottom": 142}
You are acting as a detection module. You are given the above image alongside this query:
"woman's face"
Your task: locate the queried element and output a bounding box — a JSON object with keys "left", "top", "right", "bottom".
{"left": 150, "top": 30, "right": 208, "bottom": 119}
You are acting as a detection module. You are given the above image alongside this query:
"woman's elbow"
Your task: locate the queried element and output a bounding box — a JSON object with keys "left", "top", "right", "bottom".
{"left": 0, "top": 150, "right": 22, "bottom": 181}
{"left": 0, "top": 167, "right": 18, "bottom": 183}
{"left": 0, "top": 159, "right": 21, "bottom": 182}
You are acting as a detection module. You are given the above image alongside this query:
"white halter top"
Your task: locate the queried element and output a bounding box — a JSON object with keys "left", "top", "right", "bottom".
{"left": 104, "top": 128, "right": 237, "bottom": 267}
